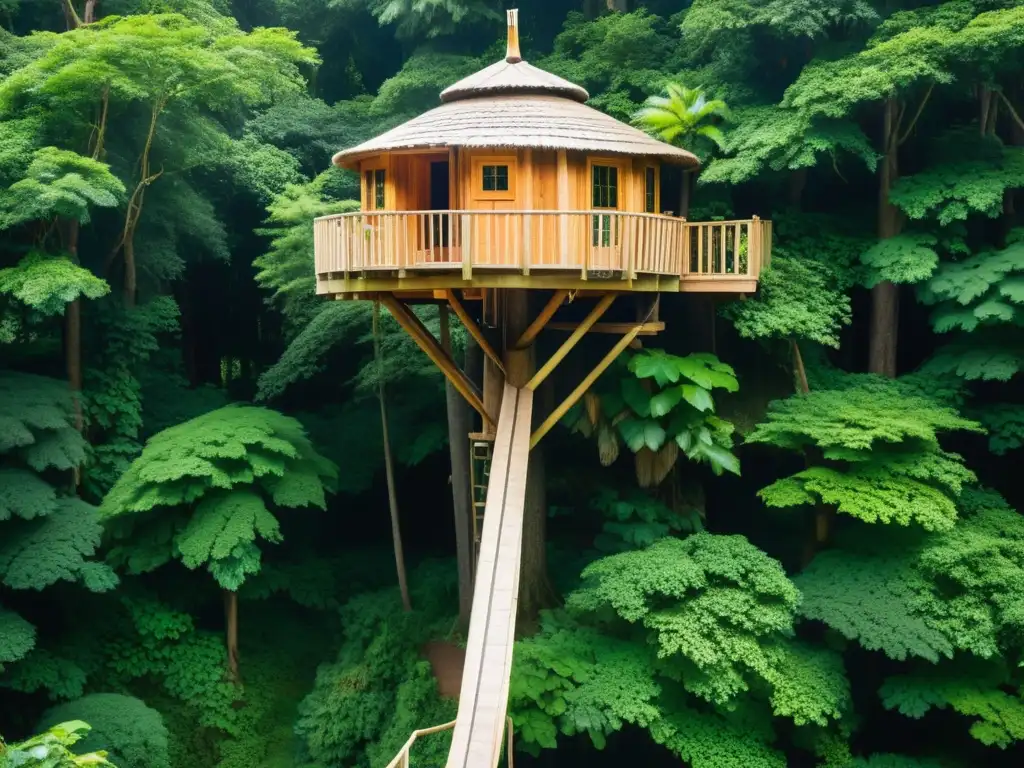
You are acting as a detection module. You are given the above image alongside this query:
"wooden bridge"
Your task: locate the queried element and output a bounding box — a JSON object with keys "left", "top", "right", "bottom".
{"left": 315, "top": 210, "right": 770, "bottom": 297}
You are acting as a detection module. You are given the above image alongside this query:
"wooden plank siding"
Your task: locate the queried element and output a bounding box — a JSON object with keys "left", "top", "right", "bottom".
{"left": 333, "top": 148, "right": 768, "bottom": 295}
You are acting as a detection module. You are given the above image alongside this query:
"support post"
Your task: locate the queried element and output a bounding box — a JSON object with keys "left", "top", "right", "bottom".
{"left": 379, "top": 294, "right": 494, "bottom": 429}
{"left": 530, "top": 323, "right": 645, "bottom": 449}
{"left": 526, "top": 292, "right": 617, "bottom": 392}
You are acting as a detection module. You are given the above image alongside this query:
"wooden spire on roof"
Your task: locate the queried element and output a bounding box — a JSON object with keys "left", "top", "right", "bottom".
{"left": 505, "top": 9, "right": 521, "bottom": 64}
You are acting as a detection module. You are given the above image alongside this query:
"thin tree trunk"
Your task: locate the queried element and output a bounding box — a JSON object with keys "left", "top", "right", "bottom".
{"left": 869, "top": 97, "right": 902, "bottom": 378}
{"left": 223, "top": 588, "right": 240, "bottom": 683}
{"left": 788, "top": 168, "right": 808, "bottom": 208}
{"left": 440, "top": 305, "right": 474, "bottom": 631}
{"left": 83, "top": 0, "right": 97, "bottom": 23}
{"left": 678, "top": 170, "right": 691, "bottom": 219}
{"left": 375, "top": 303, "right": 411, "bottom": 611}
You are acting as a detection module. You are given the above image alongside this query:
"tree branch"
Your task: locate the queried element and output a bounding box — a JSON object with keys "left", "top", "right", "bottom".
{"left": 997, "top": 91, "right": 1024, "bottom": 134}
{"left": 897, "top": 83, "right": 935, "bottom": 146}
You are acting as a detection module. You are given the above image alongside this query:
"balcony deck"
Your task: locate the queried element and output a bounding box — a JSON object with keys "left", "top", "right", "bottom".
{"left": 314, "top": 210, "right": 770, "bottom": 298}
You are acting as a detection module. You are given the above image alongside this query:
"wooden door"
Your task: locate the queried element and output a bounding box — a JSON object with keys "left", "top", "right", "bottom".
{"left": 588, "top": 160, "right": 625, "bottom": 271}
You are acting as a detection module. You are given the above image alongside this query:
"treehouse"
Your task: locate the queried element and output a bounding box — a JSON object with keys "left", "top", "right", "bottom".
{"left": 315, "top": 13, "right": 773, "bottom": 768}
{"left": 313, "top": 14, "right": 770, "bottom": 299}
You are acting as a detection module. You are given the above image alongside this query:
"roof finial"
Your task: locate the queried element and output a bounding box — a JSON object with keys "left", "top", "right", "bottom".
{"left": 505, "top": 8, "right": 521, "bottom": 63}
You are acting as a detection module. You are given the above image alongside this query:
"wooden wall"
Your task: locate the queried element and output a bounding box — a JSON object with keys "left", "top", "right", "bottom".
{"left": 356, "top": 149, "right": 664, "bottom": 268}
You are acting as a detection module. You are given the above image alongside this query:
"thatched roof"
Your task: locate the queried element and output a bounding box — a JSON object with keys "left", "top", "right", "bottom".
{"left": 331, "top": 9, "right": 698, "bottom": 170}
{"left": 332, "top": 94, "right": 700, "bottom": 169}
{"left": 440, "top": 59, "right": 589, "bottom": 104}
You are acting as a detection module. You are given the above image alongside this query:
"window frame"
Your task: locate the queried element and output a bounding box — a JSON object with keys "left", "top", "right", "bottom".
{"left": 586, "top": 157, "right": 628, "bottom": 249}
{"left": 361, "top": 158, "right": 390, "bottom": 211}
{"left": 471, "top": 155, "right": 517, "bottom": 201}
{"left": 643, "top": 165, "right": 659, "bottom": 214}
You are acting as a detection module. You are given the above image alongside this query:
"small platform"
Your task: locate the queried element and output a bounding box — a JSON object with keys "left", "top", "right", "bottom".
{"left": 314, "top": 210, "right": 769, "bottom": 298}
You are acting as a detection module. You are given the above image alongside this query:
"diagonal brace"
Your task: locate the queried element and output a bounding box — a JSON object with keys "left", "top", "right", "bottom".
{"left": 379, "top": 294, "right": 495, "bottom": 429}
{"left": 515, "top": 289, "right": 569, "bottom": 349}
{"left": 445, "top": 289, "right": 505, "bottom": 375}
{"left": 526, "top": 292, "right": 617, "bottom": 392}
{"left": 530, "top": 323, "right": 645, "bottom": 449}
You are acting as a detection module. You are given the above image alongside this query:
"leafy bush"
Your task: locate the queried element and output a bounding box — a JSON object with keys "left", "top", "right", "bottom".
{"left": 39, "top": 694, "right": 170, "bottom": 768}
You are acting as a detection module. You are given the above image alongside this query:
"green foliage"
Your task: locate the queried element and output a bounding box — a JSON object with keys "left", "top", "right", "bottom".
{"left": 0, "top": 371, "right": 113, "bottom": 698}
{"left": 891, "top": 132, "right": 1024, "bottom": 225}
{"left": 749, "top": 375, "right": 982, "bottom": 531}
{"left": 0, "top": 721, "right": 112, "bottom": 767}
{"left": 634, "top": 82, "right": 729, "bottom": 159}
{"left": 569, "top": 534, "right": 800, "bottom": 705}
{"left": 565, "top": 350, "right": 740, "bottom": 486}
{"left": 590, "top": 487, "right": 703, "bottom": 553}
{"left": 253, "top": 183, "right": 358, "bottom": 333}
{"left": 0, "top": 253, "right": 109, "bottom": 316}
{"left": 860, "top": 233, "right": 939, "bottom": 288}
{"left": 920, "top": 238, "right": 1024, "bottom": 334}
{"left": 880, "top": 657, "right": 1024, "bottom": 748}
{"left": 0, "top": 608, "right": 34, "bottom": 671}
{"left": 0, "top": 147, "right": 124, "bottom": 228}
{"left": 39, "top": 694, "right": 170, "bottom": 768}
{"left": 724, "top": 213, "right": 864, "bottom": 348}
{"left": 798, "top": 489, "right": 1024, "bottom": 661}
{"left": 702, "top": 105, "right": 877, "bottom": 185}
{"left": 294, "top": 561, "right": 458, "bottom": 767}
{"left": 510, "top": 612, "right": 663, "bottom": 752}
{"left": 102, "top": 405, "right": 337, "bottom": 590}
{"left": 82, "top": 296, "right": 182, "bottom": 498}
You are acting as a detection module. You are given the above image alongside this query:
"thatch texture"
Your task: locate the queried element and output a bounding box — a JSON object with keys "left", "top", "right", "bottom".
{"left": 332, "top": 95, "right": 700, "bottom": 168}
{"left": 440, "top": 59, "right": 589, "bottom": 103}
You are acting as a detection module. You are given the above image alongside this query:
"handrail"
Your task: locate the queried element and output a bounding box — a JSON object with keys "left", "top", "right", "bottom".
{"left": 383, "top": 720, "right": 457, "bottom": 768}
{"left": 313, "top": 209, "right": 769, "bottom": 284}
{"left": 381, "top": 716, "right": 516, "bottom": 768}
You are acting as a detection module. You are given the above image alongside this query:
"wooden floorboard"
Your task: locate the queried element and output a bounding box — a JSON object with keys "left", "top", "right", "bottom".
{"left": 446, "top": 383, "right": 533, "bottom": 768}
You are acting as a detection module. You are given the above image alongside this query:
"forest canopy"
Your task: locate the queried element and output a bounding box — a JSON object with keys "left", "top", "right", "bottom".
{"left": 0, "top": 0, "right": 1022, "bottom": 767}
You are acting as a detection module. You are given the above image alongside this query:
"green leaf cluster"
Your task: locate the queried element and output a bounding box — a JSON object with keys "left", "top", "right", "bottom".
{"left": 749, "top": 375, "right": 982, "bottom": 531}
{"left": 0, "top": 721, "right": 113, "bottom": 767}
{"left": 39, "top": 694, "right": 170, "bottom": 768}
{"left": 101, "top": 405, "right": 337, "bottom": 590}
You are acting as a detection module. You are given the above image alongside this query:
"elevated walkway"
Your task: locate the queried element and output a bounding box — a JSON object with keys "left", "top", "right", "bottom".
{"left": 384, "top": 383, "right": 532, "bottom": 768}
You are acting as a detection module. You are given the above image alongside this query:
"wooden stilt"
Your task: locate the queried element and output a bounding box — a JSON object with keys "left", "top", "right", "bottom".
{"left": 379, "top": 294, "right": 495, "bottom": 429}
{"left": 445, "top": 289, "right": 505, "bottom": 374}
{"left": 526, "top": 292, "right": 617, "bottom": 392}
{"left": 530, "top": 323, "right": 644, "bottom": 449}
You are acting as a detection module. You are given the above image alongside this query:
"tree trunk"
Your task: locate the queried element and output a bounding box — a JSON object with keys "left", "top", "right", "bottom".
{"left": 504, "top": 290, "right": 556, "bottom": 628}
{"left": 440, "top": 306, "right": 474, "bottom": 631}
{"left": 223, "top": 588, "right": 240, "bottom": 684}
{"left": 375, "top": 304, "right": 411, "bottom": 611}
{"left": 678, "top": 170, "right": 691, "bottom": 219}
{"left": 123, "top": 236, "right": 137, "bottom": 307}
{"left": 83, "top": 0, "right": 98, "bottom": 23}
{"left": 788, "top": 168, "right": 808, "bottom": 208}
{"left": 869, "top": 97, "right": 902, "bottom": 378}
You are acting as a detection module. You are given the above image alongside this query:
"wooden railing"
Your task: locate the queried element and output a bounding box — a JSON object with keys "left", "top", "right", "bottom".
{"left": 382, "top": 717, "right": 514, "bottom": 768}
{"left": 314, "top": 210, "right": 769, "bottom": 284}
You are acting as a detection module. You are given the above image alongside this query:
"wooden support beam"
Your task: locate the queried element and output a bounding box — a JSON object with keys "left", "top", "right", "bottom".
{"left": 445, "top": 289, "right": 505, "bottom": 375}
{"left": 379, "top": 294, "right": 495, "bottom": 428}
{"left": 515, "top": 289, "right": 569, "bottom": 349}
{"left": 546, "top": 321, "right": 664, "bottom": 335}
{"left": 525, "top": 293, "right": 617, "bottom": 392}
{"left": 530, "top": 323, "right": 645, "bottom": 449}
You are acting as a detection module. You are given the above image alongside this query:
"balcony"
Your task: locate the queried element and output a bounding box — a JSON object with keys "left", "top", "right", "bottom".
{"left": 314, "top": 210, "right": 770, "bottom": 297}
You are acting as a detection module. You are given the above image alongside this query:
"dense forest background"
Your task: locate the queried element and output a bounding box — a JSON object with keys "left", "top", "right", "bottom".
{"left": 0, "top": 0, "right": 1023, "bottom": 766}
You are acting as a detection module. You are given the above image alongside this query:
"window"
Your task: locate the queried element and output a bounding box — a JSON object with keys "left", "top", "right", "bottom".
{"left": 591, "top": 164, "right": 619, "bottom": 247}
{"left": 365, "top": 168, "right": 386, "bottom": 209}
{"left": 644, "top": 167, "right": 656, "bottom": 213}
{"left": 592, "top": 165, "right": 618, "bottom": 208}
{"left": 482, "top": 164, "right": 509, "bottom": 192}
